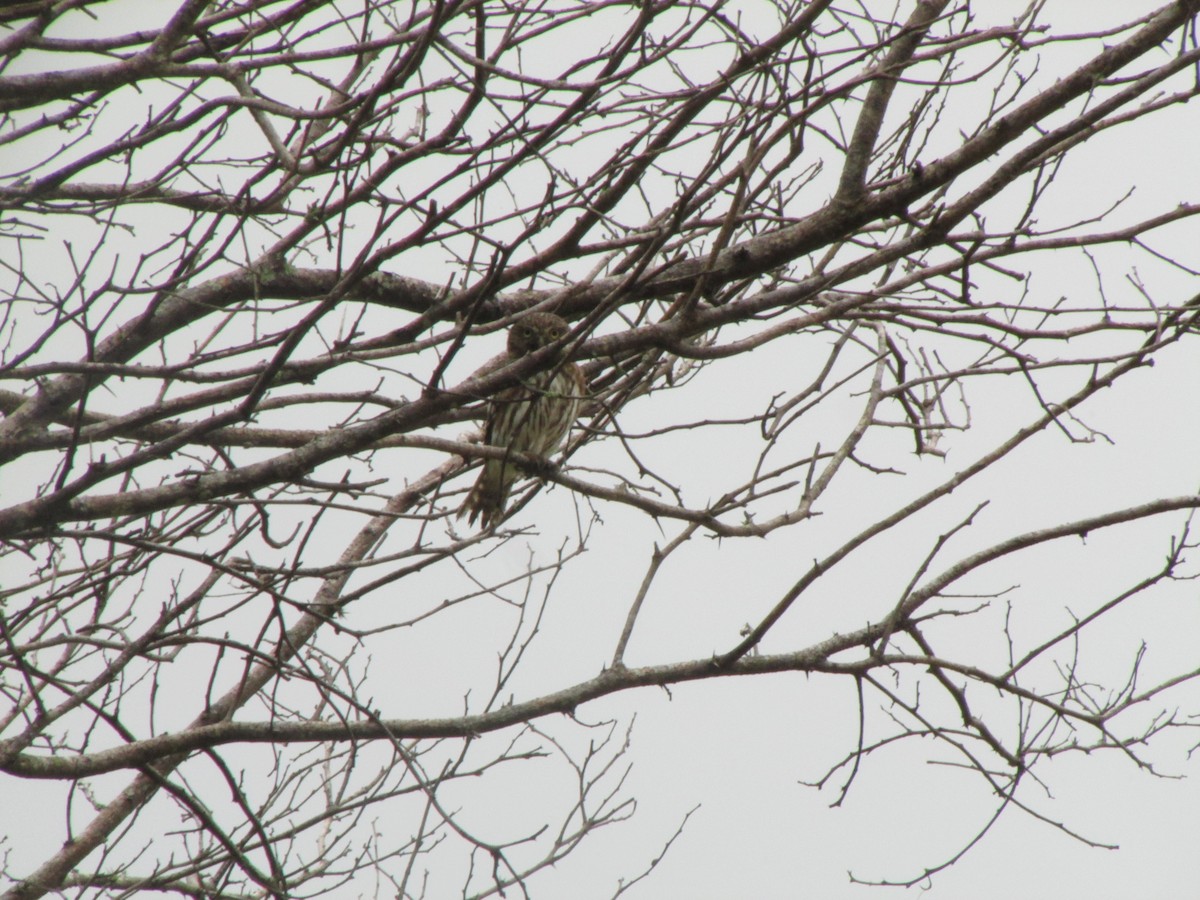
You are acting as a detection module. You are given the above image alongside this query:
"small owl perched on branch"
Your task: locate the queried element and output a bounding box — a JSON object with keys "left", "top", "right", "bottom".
{"left": 459, "top": 313, "right": 584, "bottom": 528}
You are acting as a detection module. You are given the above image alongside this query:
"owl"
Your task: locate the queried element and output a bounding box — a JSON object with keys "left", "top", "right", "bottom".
{"left": 459, "top": 313, "right": 584, "bottom": 528}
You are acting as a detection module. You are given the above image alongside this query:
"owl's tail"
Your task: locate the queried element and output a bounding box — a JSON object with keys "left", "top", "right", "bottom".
{"left": 459, "top": 459, "right": 515, "bottom": 528}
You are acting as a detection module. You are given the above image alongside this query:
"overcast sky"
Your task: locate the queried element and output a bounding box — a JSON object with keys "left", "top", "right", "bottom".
{"left": 2, "top": 1, "right": 1199, "bottom": 897}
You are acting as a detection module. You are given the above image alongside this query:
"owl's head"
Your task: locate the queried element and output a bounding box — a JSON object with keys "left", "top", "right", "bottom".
{"left": 508, "top": 312, "right": 570, "bottom": 356}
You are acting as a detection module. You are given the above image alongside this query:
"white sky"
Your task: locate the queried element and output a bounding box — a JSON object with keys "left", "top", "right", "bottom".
{"left": 2, "top": 1, "right": 1199, "bottom": 897}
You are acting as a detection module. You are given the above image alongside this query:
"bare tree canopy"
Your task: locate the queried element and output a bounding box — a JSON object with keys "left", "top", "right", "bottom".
{"left": 2, "top": 0, "right": 1199, "bottom": 896}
